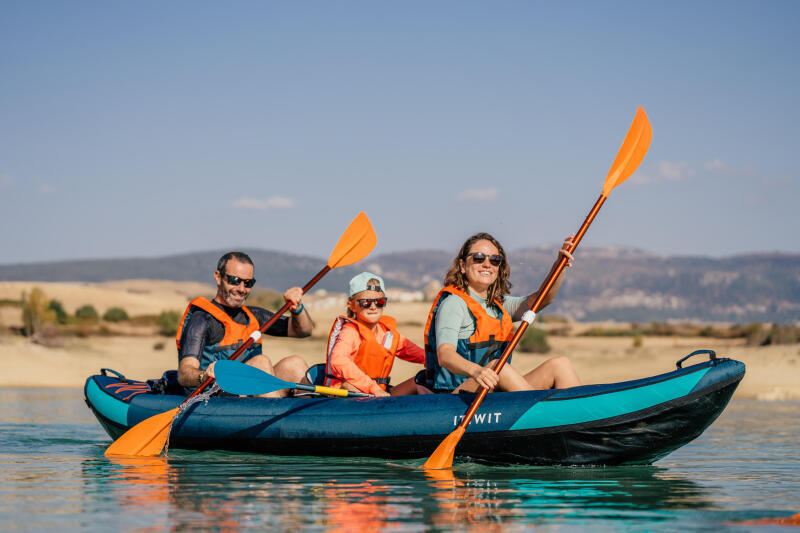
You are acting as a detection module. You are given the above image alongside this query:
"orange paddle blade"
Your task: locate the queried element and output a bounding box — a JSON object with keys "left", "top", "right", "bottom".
{"left": 326, "top": 211, "right": 377, "bottom": 268}
{"left": 422, "top": 426, "right": 465, "bottom": 470}
{"left": 104, "top": 407, "right": 179, "bottom": 457}
{"left": 602, "top": 106, "right": 653, "bottom": 197}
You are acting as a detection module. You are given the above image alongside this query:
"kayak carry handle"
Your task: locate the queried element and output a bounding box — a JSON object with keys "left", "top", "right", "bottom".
{"left": 100, "top": 368, "right": 128, "bottom": 380}
{"left": 676, "top": 349, "right": 717, "bottom": 369}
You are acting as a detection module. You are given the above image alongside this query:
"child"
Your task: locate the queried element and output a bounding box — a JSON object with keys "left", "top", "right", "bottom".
{"left": 323, "top": 272, "right": 424, "bottom": 396}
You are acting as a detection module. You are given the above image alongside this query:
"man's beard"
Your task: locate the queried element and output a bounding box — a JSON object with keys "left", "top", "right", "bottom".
{"left": 221, "top": 285, "right": 247, "bottom": 307}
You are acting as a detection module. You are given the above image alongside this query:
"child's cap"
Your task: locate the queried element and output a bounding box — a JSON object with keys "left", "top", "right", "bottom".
{"left": 348, "top": 272, "right": 385, "bottom": 297}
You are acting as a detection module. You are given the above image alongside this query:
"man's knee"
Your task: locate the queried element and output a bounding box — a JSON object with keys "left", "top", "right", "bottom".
{"left": 275, "top": 355, "right": 309, "bottom": 381}
{"left": 278, "top": 355, "right": 308, "bottom": 371}
{"left": 246, "top": 354, "right": 275, "bottom": 372}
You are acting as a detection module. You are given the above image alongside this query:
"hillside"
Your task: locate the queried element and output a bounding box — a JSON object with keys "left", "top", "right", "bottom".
{"left": 1, "top": 247, "right": 798, "bottom": 323}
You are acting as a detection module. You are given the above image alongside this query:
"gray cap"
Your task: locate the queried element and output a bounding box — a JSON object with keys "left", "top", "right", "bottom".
{"left": 348, "top": 272, "right": 385, "bottom": 297}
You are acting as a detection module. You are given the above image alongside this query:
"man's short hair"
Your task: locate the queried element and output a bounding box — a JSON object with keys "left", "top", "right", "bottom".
{"left": 217, "top": 252, "right": 254, "bottom": 273}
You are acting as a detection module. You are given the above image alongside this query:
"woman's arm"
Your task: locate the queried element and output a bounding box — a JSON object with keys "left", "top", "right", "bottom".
{"left": 520, "top": 234, "right": 575, "bottom": 316}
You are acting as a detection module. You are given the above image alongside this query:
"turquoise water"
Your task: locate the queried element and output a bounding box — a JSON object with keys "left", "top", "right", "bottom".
{"left": 0, "top": 389, "right": 798, "bottom": 532}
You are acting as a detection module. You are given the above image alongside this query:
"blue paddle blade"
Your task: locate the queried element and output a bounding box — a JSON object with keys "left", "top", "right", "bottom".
{"left": 214, "top": 360, "right": 295, "bottom": 396}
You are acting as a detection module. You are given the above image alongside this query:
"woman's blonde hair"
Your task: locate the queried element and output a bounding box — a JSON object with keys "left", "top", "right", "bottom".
{"left": 443, "top": 232, "right": 512, "bottom": 303}
{"left": 346, "top": 277, "right": 384, "bottom": 319}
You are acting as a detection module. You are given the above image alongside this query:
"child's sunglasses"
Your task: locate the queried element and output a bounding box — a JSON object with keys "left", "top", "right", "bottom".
{"left": 465, "top": 252, "right": 503, "bottom": 267}
{"left": 223, "top": 273, "right": 257, "bottom": 288}
{"left": 357, "top": 297, "right": 388, "bottom": 309}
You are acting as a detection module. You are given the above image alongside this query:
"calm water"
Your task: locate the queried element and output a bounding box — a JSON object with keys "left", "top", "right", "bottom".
{"left": 0, "top": 389, "right": 797, "bottom": 532}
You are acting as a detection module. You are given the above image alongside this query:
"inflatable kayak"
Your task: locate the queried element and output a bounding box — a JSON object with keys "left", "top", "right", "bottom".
{"left": 85, "top": 350, "right": 744, "bottom": 465}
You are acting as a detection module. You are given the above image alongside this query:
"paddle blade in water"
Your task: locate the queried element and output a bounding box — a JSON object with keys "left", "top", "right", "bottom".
{"left": 602, "top": 107, "right": 653, "bottom": 197}
{"left": 327, "top": 212, "right": 377, "bottom": 268}
{"left": 214, "top": 360, "right": 295, "bottom": 396}
{"left": 422, "top": 426, "right": 465, "bottom": 470}
{"left": 104, "top": 407, "right": 179, "bottom": 457}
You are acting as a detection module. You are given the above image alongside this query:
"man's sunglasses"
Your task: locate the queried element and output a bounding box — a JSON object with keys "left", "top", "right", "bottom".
{"left": 356, "top": 297, "right": 388, "bottom": 309}
{"left": 465, "top": 252, "right": 503, "bottom": 267}
{"left": 222, "top": 273, "right": 257, "bottom": 288}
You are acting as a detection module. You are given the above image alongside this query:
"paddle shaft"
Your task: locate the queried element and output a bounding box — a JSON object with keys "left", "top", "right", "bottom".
{"left": 184, "top": 265, "right": 332, "bottom": 403}
{"left": 296, "top": 383, "right": 373, "bottom": 397}
{"left": 455, "top": 193, "right": 608, "bottom": 430}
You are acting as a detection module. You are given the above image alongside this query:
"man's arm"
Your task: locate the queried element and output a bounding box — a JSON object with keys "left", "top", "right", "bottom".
{"left": 178, "top": 357, "right": 211, "bottom": 388}
{"left": 177, "top": 312, "right": 213, "bottom": 387}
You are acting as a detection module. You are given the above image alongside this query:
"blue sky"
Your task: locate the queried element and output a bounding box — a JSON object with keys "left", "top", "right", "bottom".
{"left": 1, "top": 1, "right": 798, "bottom": 264}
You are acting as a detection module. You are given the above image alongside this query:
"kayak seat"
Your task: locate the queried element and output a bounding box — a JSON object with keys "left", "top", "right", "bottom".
{"left": 306, "top": 363, "right": 327, "bottom": 386}
{"left": 146, "top": 370, "right": 185, "bottom": 395}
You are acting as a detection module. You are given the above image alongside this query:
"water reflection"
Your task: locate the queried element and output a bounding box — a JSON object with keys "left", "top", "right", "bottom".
{"left": 81, "top": 454, "right": 713, "bottom": 531}
{"left": 424, "top": 464, "right": 712, "bottom": 529}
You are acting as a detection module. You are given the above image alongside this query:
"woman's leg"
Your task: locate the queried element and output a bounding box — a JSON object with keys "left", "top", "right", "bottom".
{"left": 522, "top": 356, "right": 581, "bottom": 390}
{"left": 452, "top": 357, "right": 581, "bottom": 393}
{"left": 453, "top": 360, "right": 531, "bottom": 393}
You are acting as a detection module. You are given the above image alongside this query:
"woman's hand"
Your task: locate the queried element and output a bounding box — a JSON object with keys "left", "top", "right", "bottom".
{"left": 470, "top": 363, "right": 499, "bottom": 391}
{"left": 559, "top": 234, "right": 575, "bottom": 267}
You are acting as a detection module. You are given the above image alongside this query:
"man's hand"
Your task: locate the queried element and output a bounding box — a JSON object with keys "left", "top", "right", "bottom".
{"left": 283, "top": 286, "right": 304, "bottom": 312}
{"left": 205, "top": 361, "right": 216, "bottom": 379}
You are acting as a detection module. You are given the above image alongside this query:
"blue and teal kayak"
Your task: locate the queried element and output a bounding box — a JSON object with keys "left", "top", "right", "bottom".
{"left": 85, "top": 350, "right": 744, "bottom": 465}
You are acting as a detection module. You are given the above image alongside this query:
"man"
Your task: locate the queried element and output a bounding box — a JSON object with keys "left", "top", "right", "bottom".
{"left": 176, "top": 251, "right": 313, "bottom": 397}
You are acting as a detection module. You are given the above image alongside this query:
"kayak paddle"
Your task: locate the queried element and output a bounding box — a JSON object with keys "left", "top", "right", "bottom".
{"left": 423, "top": 107, "right": 653, "bottom": 469}
{"left": 214, "top": 360, "right": 373, "bottom": 397}
{"left": 105, "top": 211, "right": 378, "bottom": 457}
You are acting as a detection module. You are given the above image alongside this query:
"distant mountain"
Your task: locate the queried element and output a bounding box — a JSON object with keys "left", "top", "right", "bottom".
{"left": 1, "top": 247, "right": 798, "bottom": 323}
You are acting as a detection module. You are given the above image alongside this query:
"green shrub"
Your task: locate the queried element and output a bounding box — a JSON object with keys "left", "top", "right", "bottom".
{"left": 21, "top": 288, "right": 56, "bottom": 337}
{"left": 157, "top": 310, "right": 181, "bottom": 337}
{"left": 48, "top": 299, "right": 69, "bottom": 324}
{"left": 153, "top": 341, "right": 166, "bottom": 351}
{"left": 75, "top": 304, "right": 99, "bottom": 322}
{"left": 103, "top": 307, "right": 129, "bottom": 322}
{"left": 517, "top": 327, "right": 550, "bottom": 353}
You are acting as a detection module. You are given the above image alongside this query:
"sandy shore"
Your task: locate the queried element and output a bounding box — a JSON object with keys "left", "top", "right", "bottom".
{"left": 2, "top": 323, "right": 798, "bottom": 400}
{"left": 1, "top": 281, "right": 798, "bottom": 399}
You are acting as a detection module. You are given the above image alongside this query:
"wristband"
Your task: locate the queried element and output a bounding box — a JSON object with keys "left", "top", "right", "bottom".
{"left": 290, "top": 303, "right": 304, "bottom": 315}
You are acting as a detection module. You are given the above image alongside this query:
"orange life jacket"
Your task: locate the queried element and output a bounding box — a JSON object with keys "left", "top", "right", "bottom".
{"left": 423, "top": 285, "right": 513, "bottom": 391}
{"left": 324, "top": 315, "right": 400, "bottom": 391}
{"left": 175, "top": 297, "right": 262, "bottom": 368}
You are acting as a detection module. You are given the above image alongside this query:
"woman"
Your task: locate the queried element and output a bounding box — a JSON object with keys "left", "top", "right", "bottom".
{"left": 422, "top": 232, "right": 581, "bottom": 393}
{"left": 323, "top": 272, "right": 425, "bottom": 396}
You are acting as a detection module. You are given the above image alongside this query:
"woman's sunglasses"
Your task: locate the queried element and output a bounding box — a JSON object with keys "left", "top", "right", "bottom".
{"left": 223, "top": 273, "right": 257, "bottom": 288}
{"left": 465, "top": 252, "right": 503, "bottom": 267}
{"left": 356, "top": 297, "right": 388, "bottom": 309}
